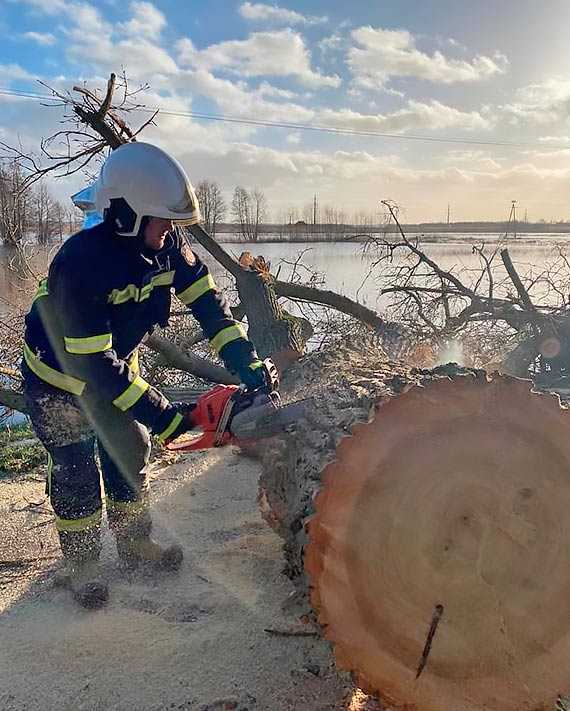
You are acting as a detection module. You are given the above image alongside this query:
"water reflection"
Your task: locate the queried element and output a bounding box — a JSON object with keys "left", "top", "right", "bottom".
{"left": 1, "top": 234, "right": 569, "bottom": 316}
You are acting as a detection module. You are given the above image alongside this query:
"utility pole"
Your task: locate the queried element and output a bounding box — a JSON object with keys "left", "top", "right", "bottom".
{"left": 524, "top": 208, "right": 528, "bottom": 224}
{"left": 313, "top": 194, "right": 318, "bottom": 227}
{"left": 446, "top": 203, "right": 451, "bottom": 227}
{"left": 508, "top": 200, "right": 517, "bottom": 238}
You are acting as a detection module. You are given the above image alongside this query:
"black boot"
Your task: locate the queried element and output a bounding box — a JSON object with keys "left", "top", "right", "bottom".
{"left": 59, "top": 526, "right": 109, "bottom": 609}
{"left": 108, "top": 504, "right": 183, "bottom": 572}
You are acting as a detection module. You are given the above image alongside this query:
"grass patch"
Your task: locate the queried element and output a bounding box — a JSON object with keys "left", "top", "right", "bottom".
{"left": 0, "top": 422, "right": 46, "bottom": 478}
{"left": 0, "top": 442, "right": 46, "bottom": 478}
{"left": 0, "top": 421, "right": 35, "bottom": 445}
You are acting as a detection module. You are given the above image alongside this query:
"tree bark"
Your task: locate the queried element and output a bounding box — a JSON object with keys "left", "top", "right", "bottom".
{"left": 189, "top": 224, "right": 310, "bottom": 365}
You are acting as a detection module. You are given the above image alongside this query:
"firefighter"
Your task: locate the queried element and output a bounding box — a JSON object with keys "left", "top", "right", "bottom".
{"left": 22, "top": 142, "right": 274, "bottom": 609}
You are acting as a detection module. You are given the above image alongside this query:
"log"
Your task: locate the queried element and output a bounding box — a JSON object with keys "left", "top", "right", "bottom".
{"left": 145, "top": 333, "right": 238, "bottom": 384}
{"left": 0, "top": 386, "right": 27, "bottom": 414}
{"left": 189, "top": 225, "right": 311, "bottom": 366}
{"left": 257, "top": 339, "right": 570, "bottom": 710}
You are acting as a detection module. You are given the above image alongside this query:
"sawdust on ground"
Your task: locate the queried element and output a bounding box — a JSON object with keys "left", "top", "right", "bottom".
{"left": 0, "top": 447, "right": 376, "bottom": 711}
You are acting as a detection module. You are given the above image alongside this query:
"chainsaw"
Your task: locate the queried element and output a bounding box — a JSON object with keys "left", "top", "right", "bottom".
{"left": 166, "top": 359, "right": 310, "bottom": 452}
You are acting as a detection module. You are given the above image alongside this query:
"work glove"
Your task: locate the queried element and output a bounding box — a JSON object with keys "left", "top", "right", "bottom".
{"left": 157, "top": 402, "right": 197, "bottom": 445}
{"left": 239, "top": 358, "right": 280, "bottom": 393}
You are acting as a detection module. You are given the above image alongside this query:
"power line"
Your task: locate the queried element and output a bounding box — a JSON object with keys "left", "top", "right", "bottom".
{"left": 1, "top": 85, "right": 570, "bottom": 151}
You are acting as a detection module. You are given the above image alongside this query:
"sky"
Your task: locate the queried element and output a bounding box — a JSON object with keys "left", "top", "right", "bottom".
{"left": 2, "top": 0, "right": 570, "bottom": 223}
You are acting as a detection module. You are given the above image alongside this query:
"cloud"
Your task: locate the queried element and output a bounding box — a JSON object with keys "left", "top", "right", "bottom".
{"left": 348, "top": 27, "right": 508, "bottom": 86}
{"left": 65, "top": 37, "right": 179, "bottom": 77}
{"left": 119, "top": 1, "right": 167, "bottom": 40}
{"left": 0, "top": 63, "right": 37, "bottom": 85}
{"left": 501, "top": 78, "right": 570, "bottom": 124}
{"left": 172, "top": 68, "right": 489, "bottom": 137}
{"left": 317, "top": 101, "right": 492, "bottom": 134}
{"left": 64, "top": 2, "right": 112, "bottom": 36}
{"left": 5, "top": 0, "right": 70, "bottom": 14}
{"left": 22, "top": 31, "right": 57, "bottom": 46}
{"left": 238, "top": 2, "right": 328, "bottom": 26}
{"left": 177, "top": 30, "right": 340, "bottom": 88}
{"left": 539, "top": 135, "right": 570, "bottom": 145}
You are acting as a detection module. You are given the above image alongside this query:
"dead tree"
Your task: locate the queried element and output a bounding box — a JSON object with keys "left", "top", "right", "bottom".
{"left": 367, "top": 201, "right": 570, "bottom": 379}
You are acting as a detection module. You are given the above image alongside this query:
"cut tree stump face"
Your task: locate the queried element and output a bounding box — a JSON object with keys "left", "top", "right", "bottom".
{"left": 306, "top": 376, "right": 570, "bottom": 711}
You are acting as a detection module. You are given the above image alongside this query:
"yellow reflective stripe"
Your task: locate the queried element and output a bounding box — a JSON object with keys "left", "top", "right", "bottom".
{"left": 32, "top": 278, "right": 48, "bottom": 304}
{"left": 177, "top": 274, "right": 216, "bottom": 305}
{"left": 106, "top": 494, "right": 149, "bottom": 516}
{"left": 128, "top": 350, "right": 140, "bottom": 375}
{"left": 158, "top": 412, "right": 183, "bottom": 443}
{"left": 151, "top": 271, "right": 175, "bottom": 287}
{"left": 64, "top": 333, "right": 113, "bottom": 355}
{"left": 249, "top": 360, "right": 264, "bottom": 370}
{"left": 210, "top": 324, "right": 248, "bottom": 353}
{"left": 109, "top": 283, "right": 139, "bottom": 305}
{"left": 55, "top": 508, "right": 102, "bottom": 533}
{"left": 109, "top": 271, "right": 175, "bottom": 305}
{"left": 23, "top": 343, "right": 86, "bottom": 396}
{"left": 46, "top": 453, "right": 53, "bottom": 497}
{"left": 112, "top": 374, "right": 150, "bottom": 412}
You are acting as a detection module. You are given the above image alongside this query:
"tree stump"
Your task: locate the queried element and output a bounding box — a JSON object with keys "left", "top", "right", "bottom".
{"left": 257, "top": 341, "right": 570, "bottom": 710}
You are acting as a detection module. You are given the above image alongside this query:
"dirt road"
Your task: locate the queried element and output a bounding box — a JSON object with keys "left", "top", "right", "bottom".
{"left": 0, "top": 447, "right": 366, "bottom": 710}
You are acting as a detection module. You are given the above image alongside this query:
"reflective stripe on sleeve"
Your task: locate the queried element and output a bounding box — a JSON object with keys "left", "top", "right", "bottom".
{"left": 177, "top": 274, "right": 216, "bottom": 305}
{"left": 54, "top": 508, "right": 102, "bottom": 533}
{"left": 128, "top": 350, "right": 140, "bottom": 374}
{"left": 31, "top": 278, "right": 48, "bottom": 305}
{"left": 109, "top": 271, "right": 176, "bottom": 305}
{"left": 109, "top": 283, "right": 139, "bottom": 305}
{"left": 150, "top": 271, "right": 175, "bottom": 288}
{"left": 112, "top": 374, "right": 150, "bottom": 412}
{"left": 140, "top": 271, "right": 176, "bottom": 301}
{"left": 23, "top": 343, "right": 86, "bottom": 396}
{"left": 64, "top": 333, "right": 113, "bottom": 355}
{"left": 209, "top": 324, "right": 248, "bottom": 353}
{"left": 157, "top": 412, "right": 183, "bottom": 443}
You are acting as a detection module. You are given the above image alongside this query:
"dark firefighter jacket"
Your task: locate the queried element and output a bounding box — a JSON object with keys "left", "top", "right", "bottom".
{"left": 23, "top": 222, "right": 258, "bottom": 441}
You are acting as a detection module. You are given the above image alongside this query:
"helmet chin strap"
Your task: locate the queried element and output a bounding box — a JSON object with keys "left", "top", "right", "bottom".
{"left": 138, "top": 216, "right": 150, "bottom": 238}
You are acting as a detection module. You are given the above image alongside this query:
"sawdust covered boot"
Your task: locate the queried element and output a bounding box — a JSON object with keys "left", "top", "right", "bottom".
{"left": 59, "top": 526, "right": 109, "bottom": 609}
{"left": 108, "top": 502, "right": 183, "bottom": 572}
{"left": 118, "top": 537, "right": 184, "bottom": 572}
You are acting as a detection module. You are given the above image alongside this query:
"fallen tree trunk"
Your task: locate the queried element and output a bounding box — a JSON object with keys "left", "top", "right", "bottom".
{"left": 256, "top": 339, "right": 570, "bottom": 710}
{"left": 0, "top": 387, "right": 26, "bottom": 414}
{"left": 145, "top": 333, "right": 238, "bottom": 384}
{"left": 189, "top": 225, "right": 311, "bottom": 364}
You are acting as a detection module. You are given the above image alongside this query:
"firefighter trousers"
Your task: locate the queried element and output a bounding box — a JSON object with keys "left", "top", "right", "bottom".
{"left": 22, "top": 367, "right": 152, "bottom": 565}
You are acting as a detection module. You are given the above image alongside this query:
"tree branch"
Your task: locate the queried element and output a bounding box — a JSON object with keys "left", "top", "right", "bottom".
{"left": 500, "top": 248, "right": 536, "bottom": 312}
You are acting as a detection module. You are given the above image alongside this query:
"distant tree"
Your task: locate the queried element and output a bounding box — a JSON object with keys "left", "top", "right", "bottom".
{"left": 0, "top": 158, "right": 29, "bottom": 245}
{"left": 34, "top": 182, "right": 59, "bottom": 245}
{"left": 231, "top": 186, "right": 253, "bottom": 241}
{"left": 231, "top": 186, "right": 267, "bottom": 242}
{"left": 195, "top": 179, "right": 225, "bottom": 238}
{"left": 251, "top": 188, "right": 267, "bottom": 242}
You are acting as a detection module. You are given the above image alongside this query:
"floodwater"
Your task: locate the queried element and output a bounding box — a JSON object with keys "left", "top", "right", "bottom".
{"left": 2, "top": 233, "right": 569, "bottom": 316}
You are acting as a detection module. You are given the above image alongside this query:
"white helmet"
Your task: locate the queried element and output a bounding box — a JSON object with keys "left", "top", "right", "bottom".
{"left": 92, "top": 141, "right": 200, "bottom": 236}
